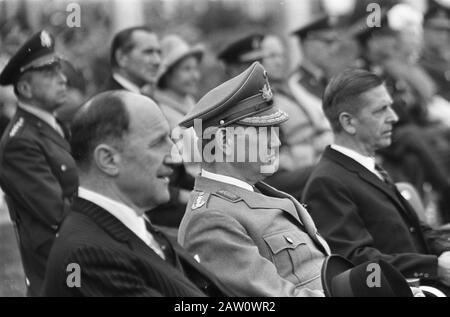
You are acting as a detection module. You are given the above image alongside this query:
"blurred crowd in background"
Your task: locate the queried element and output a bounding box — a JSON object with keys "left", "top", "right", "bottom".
{"left": 2, "top": 0, "right": 450, "bottom": 227}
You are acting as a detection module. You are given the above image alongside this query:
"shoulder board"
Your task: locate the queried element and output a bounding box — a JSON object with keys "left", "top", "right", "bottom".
{"left": 213, "top": 190, "right": 241, "bottom": 203}
{"left": 9, "top": 117, "right": 25, "bottom": 138}
{"left": 191, "top": 191, "right": 211, "bottom": 210}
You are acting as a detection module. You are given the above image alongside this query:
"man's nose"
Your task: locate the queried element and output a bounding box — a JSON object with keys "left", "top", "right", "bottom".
{"left": 152, "top": 52, "right": 161, "bottom": 66}
{"left": 165, "top": 138, "right": 183, "bottom": 165}
{"left": 57, "top": 71, "right": 67, "bottom": 85}
{"left": 387, "top": 106, "right": 399, "bottom": 124}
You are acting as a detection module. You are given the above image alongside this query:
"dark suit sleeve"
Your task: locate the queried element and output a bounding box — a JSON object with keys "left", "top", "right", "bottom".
{"left": 303, "top": 176, "right": 438, "bottom": 278}
{"left": 420, "top": 223, "right": 450, "bottom": 255}
{"left": 69, "top": 246, "right": 163, "bottom": 297}
{"left": 1, "top": 138, "right": 69, "bottom": 227}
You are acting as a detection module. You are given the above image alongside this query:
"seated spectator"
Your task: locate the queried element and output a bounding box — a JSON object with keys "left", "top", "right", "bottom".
{"left": 353, "top": 4, "right": 450, "bottom": 222}
{"left": 100, "top": 26, "right": 161, "bottom": 97}
{"left": 178, "top": 62, "right": 329, "bottom": 297}
{"left": 155, "top": 34, "right": 203, "bottom": 131}
{"left": 43, "top": 91, "right": 232, "bottom": 297}
{"left": 302, "top": 69, "right": 450, "bottom": 295}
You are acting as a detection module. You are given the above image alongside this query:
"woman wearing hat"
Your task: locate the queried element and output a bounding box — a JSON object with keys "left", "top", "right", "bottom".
{"left": 149, "top": 35, "right": 203, "bottom": 229}
{"left": 155, "top": 35, "right": 203, "bottom": 130}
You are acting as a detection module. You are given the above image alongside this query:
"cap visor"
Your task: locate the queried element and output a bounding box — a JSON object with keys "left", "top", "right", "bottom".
{"left": 237, "top": 107, "right": 289, "bottom": 127}
{"left": 20, "top": 53, "right": 62, "bottom": 72}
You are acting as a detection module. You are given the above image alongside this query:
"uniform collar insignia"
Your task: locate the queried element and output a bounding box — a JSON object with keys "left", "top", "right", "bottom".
{"left": 40, "top": 31, "right": 52, "bottom": 48}
{"left": 192, "top": 192, "right": 208, "bottom": 210}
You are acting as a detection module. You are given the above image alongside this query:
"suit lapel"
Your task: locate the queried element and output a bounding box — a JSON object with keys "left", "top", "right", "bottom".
{"left": 72, "top": 197, "right": 226, "bottom": 295}
{"left": 324, "top": 147, "right": 412, "bottom": 217}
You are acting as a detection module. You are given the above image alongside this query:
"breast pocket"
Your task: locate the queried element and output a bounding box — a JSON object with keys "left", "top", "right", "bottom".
{"left": 263, "top": 230, "right": 319, "bottom": 285}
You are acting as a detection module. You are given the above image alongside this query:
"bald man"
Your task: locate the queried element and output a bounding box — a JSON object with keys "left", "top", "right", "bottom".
{"left": 42, "top": 91, "right": 231, "bottom": 297}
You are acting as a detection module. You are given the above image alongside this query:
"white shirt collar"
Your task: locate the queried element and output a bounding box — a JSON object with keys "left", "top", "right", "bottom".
{"left": 201, "top": 169, "right": 254, "bottom": 192}
{"left": 77, "top": 187, "right": 165, "bottom": 259}
{"left": 18, "top": 102, "right": 58, "bottom": 131}
{"left": 112, "top": 73, "right": 141, "bottom": 94}
{"left": 331, "top": 144, "right": 382, "bottom": 180}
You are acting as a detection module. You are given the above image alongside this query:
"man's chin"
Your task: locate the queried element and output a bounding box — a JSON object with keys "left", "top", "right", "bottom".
{"left": 259, "top": 161, "right": 279, "bottom": 176}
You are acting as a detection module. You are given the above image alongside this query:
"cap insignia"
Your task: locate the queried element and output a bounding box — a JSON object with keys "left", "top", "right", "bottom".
{"left": 261, "top": 71, "right": 273, "bottom": 102}
{"left": 261, "top": 83, "right": 273, "bottom": 102}
{"left": 40, "top": 31, "right": 52, "bottom": 48}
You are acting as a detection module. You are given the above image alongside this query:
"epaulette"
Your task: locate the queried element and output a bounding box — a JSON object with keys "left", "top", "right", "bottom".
{"left": 191, "top": 191, "right": 211, "bottom": 210}
{"left": 213, "top": 190, "right": 241, "bottom": 203}
{"left": 9, "top": 117, "right": 24, "bottom": 138}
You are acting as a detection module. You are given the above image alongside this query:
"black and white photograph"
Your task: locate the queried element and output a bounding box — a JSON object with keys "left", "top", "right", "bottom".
{"left": 1, "top": 0, "right": 450, "bottom": 301}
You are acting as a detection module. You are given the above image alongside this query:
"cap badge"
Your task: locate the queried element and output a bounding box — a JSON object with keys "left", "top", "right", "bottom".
{"left": 261, "top": 83, "right": 273, "bottom": 102}
{"left": 40, "top": 31, "right": 52, "bottom": 48}
{"left": 261, "top": 70, "right": 273, "bottom": 102}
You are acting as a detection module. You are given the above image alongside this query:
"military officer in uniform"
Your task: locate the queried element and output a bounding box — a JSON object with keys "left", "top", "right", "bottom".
{"left": 177, "top": 62, "right": 330, "bottom": 297}
{"left": 0, "top": 30, "right": 79, "bottom": 296}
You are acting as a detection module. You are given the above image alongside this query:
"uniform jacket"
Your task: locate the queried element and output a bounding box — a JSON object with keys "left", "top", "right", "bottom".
{"left": 178, "top": 176, "right": 330, "bottom": 297}
{"left": 0, "top": 107, "right": 78, "bottom": 296}
{"left": 42, "top": 197, "right": 232, "bottom": 297}
{"left": 302, "top": 147, "right": 450, "bottom": 280}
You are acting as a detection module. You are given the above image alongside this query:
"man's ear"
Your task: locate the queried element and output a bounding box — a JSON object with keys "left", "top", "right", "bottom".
{"left": 339, "top": 112, "right": 357, "bottom": 135}
{"left": 215, "top": 128, "right": 233, "bottom": 157}
{"left": 115, "top": 49, "right": 128, "bottom": 69}
{"left": 16, "top": 79, "right": 32, "bottom": 99}
{"left": 93, "top": 144, "right": 120, "bottom": 176}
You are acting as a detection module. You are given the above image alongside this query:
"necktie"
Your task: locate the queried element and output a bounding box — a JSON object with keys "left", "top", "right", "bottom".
{"left": 375, "top": 164, "right": 394, "bottom": 185}
{"left": 142, "top": 216, "right": 167, "bottom": 260}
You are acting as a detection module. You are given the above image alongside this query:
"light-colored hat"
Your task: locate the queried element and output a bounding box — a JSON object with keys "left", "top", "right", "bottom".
{"left": 157, "top": 35, "right": 204, "bottom": 86}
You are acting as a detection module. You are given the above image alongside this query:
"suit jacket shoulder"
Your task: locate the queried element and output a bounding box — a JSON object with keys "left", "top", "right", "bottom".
{"left": 43, "top": 197, "right": 230, "bottom": 297}
{"left": 99, "top": 75, "right": 126, "bottom": 93}
{"left": 303, "top": 147, "right": 438, "bottom": 279}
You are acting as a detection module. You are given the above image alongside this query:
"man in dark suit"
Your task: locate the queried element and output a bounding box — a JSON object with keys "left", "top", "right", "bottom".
{"left": 303, "top": 69, "right": 450, "bottom": 291}
{"left": 100, "top": 26, "right": 161, "bottom": 98}
{"left": 42, "top": 90, "right": 231, "bottom": 296}
{"left": 0, "top": 30, "right": 79, "bottom": 296}
{"left": 102, "top": 26, "right": 192, "bottom": 229}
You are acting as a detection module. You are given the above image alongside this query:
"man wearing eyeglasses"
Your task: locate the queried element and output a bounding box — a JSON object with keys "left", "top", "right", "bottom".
{"left": 0, "top": 30, "right": 79, "bottom": 296}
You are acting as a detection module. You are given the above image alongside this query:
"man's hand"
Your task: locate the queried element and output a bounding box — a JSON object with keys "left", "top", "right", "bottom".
{"left": 410, "top": 287, "right": 425, "bottom": 297}
{"left": 437, "top": 251, "right": 450, "bottom": 286}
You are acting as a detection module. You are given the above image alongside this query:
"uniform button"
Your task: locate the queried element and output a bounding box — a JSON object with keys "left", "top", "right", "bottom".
{"left": 61, "top": 165, "right": 67, "bottom": 172}
{"left": 161, "top": 245, "right": 166, "bottom": 251}
{"left": 51, "top": 225, "right": 58, "bottom": 231}
{"left": 424, "top": 273, "right": 430, "bottom": 279}
{"left": 285, "top": 236, "right": 294, "bottom": 244}
{"left": 409, "top": 227, "right": 415, "bottom": 233}
{"left": 414, "top": 273, "right": 419, "bottom": 277}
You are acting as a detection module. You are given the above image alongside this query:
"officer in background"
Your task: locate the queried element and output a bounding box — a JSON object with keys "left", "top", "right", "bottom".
{"left": 217, "top": 33, "right": 265, "bottom": 79}
{"left": 421, "top": 4, "right": 450, "bottom": 102}
{"left": 0, "top": 30, "right": 79, "bottom": 296}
